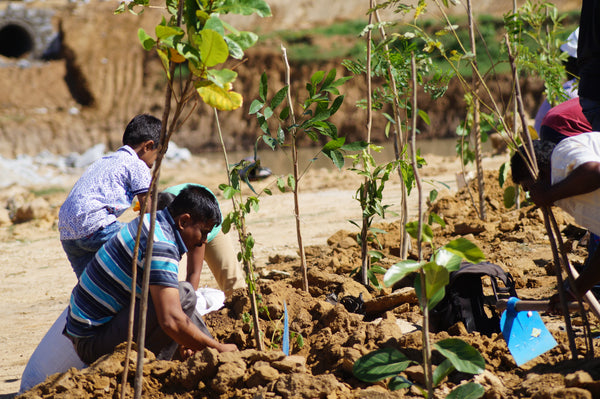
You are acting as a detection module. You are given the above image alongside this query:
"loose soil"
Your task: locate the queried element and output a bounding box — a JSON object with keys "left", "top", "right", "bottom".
{"left": 4, "top": 151, "right": 600, "bottom": 399}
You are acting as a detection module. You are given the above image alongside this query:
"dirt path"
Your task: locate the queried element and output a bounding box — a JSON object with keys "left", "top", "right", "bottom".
{"left": 0, "top": 152, "right": 508, "bottom": 396}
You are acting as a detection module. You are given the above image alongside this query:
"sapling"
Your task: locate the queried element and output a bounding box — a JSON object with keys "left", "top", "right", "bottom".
{"left": 249, "top": 61, "right": 361, "bottom": 292}
{"left": 115, "top": 0, "right": 270, "bottom": 395}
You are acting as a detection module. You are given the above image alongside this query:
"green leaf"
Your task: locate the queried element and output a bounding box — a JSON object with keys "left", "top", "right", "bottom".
{"left": 224, "top": 36, "right": 243, "bottom": 59}
{"left": 428, "top": 212, "right": 445, "bottom": 228}
{"left": 279, "top": 106, "right": 290, "bottom": 120}
{"left": 276, "top": 177, "right": 286, "bottom": 192}
{"left": 155, "top": 24, "right": 183, "bottom": 41}
{"left": 207, "top": 69, "right": 238, "bottom": 88}
{"left": 418, "top": 109, "right": 431, "bottom": 125}
{"left": 383, "top": 259, "right": 423, "bottom": 287}
{"left": 434, "top": 338, "right": 486, "bottom": 375}
{"left": 218, "top": 0, "right": 272, "bottom": 17}
{"left": 271, "top": 86, "right": 289, "bottom": 109}
{"left": 432, "top": 358, "right": 455, "bottom": 386}
{"left": 204, "top": 15, "right": 225, "bottom": 35}
{"left": 249, "top": 99, "right": 264, "bottom": 115}
{"left": 434, "top": 248, "right": 462, "bottom": 271}
{"left": 503, "top": 185, "right": 516, "bottom": 208}
{"left": 200, "top": 29, "right": 229, "bottom": 67}
{"left": 353, "top": 347, "right": 413, "bottom": 382}
{"left": 227, "top": 31, "right": 259, "bottom": 51}
{"left": 222, "top": 185, "right": 238, "bottom": 199}
{"left": 423, "top": 261, "right": 449, "bottom": 301}
{"left": 429, "top": 189, "right": 438, "bottom": 203}
{"left": 310, "top": 70, "right": 325, "bottom": 87}
{"left": 499, "top": 161, "right": 510, "bottom": 188}
{"left": 388, "top": 375, "right": 413, "bottom": 391}
{"left": 287, "top": 174, "right": 296, "bottom": 191}
{"left": 405, "top": 221, "right": 433, "bottom": 243}
{"left": 138, "top": 28, "right": 156, "bottom": 51}
{"left": 259, "top": 73, "right": 268, "bottom": 101}
{"left": 341, "top": 141, "right": 369, "bottom": 151}
{"left": 262, "top": 135, "right": 277, "bottom": 150}
{"left": 442, "top": 238, "right": 485, "bottom": 264}
{"left": 447, "top": 382, "right": 485, "bottom": 399}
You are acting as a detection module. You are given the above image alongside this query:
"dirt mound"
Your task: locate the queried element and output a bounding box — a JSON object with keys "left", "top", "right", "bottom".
{"left": 17, "top": 169, "right": 600, "bottom": 399}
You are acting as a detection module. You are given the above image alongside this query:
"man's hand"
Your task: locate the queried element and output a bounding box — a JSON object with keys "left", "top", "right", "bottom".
{"left": 217, "top": 343, "right": 238, "bottom": 353}
{"left": 527, "top": 179, "right": 554, "bottom": 207}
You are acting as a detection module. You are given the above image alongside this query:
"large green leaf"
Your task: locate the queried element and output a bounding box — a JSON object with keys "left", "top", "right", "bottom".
{"left": 447, "top": 383, "right": 485, "bottom": 399}
{"left": 434, "top": 248, "right": 462, "bottom": 271}
{"left": 423, "top": 261, "right": 449, "bottom": 301}
{"left": 155, "top": 24, "right": 183, "bottom": 42}
{"left": 434, "top": 338, "right": 485, "bottom": 375}
{"left": 405, "top": 220, "right": 433, "bottom": 242}
{"left": 353, "top": 348, "right": 413, "bottom": 382}
{"left": 383, "top": 259, "right": 423, "bottom": 287}
{"left": 196, "top": 82, "right": 243, "bottom": 111}
{"left": 219, "top": 0, "right": 272, "bottom": 17}
{"left": 200, "top": 29, "right": 229, "bottom": 67}
{"left": 227, "top": 31, "right": 259, "bottom": 51}
{"left": 224, "top": 36, "right": 243, "bottom": 59}
{"left": 442, "top": 238, "right": 485, "bottom": 264}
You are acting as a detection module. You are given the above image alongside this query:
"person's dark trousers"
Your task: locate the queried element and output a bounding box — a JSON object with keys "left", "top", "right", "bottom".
{"left": 580, "top": 97, "right": 600, "bottom": 131}
{"left": 67, "top": 281, "right": 212, "bottom": 365}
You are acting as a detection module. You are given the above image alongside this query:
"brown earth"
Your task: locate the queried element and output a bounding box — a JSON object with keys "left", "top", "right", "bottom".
{"left": 4, "top": 151, "right": 600, "bottom": 399}
{"left": 0, "top": 0, "right": 581, "bottom": 157}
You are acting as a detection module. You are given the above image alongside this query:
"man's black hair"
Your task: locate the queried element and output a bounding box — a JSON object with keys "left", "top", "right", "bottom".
{"left": 157, "top": 192, "right": 176, "bottom": 211}
{"left": 510, "top": 140, "right": 556, "bottom": 185}
{"left": 122, "top": 114, "right": 161, "bottom": 149}
{"left": 167, "top": 185, "right": 221, "bottom": 226}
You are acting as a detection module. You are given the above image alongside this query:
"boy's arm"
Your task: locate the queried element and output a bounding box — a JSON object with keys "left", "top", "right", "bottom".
{"left": 186, "top": 245, "right": 205, "bottom": 291}
{"left": 149, "top": 285, "right": 237, "bottom": 353}
{"left": 529, "top": 161, "right": 600, "bottom": 207}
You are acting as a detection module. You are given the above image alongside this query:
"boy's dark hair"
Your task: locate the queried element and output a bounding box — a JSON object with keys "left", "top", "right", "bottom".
{"left": 167, "top": 185, "right": 221, "bottom": 226}
{"left": 510, "top": 140, "right": 556, "bottom": 185}
{"left": 122, "top": 114, "right": 161, "bottom": 149}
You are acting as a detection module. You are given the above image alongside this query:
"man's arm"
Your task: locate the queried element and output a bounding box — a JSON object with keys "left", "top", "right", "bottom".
{"left": 186, "top": 246, "right": 205, "bottom": 291}
{"left": 529, "top": 161, "right": 600, "bottom": 207}
{"left": 149, "top": 285, "right": 237, "bottom": 353}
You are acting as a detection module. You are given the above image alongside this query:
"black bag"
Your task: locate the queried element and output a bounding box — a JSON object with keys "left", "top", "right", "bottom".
{"left": 429, "top": 261, "right": 517, "bottom": 336}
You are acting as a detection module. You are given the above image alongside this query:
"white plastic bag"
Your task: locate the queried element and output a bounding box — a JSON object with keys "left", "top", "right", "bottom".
{"left": 19, "top": 307, "right": 86, "bottom": 393}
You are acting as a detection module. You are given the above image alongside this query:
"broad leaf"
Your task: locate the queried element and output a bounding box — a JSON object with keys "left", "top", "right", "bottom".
{"left": 434, "top": 248, "right": 462, "bottom": 271}
{"left": 434, "top": 338, "right": 485, "bottom": 375}
{"left": 442, "top": 238, "right": 485, "bottom": 264}
{"left": 503, "top": 185, "right": 516, "bottom": 209}
{"left": 218, "top": 0, "right": 272, "bottom": 17}
{"left": 447, "top": 382, "right": 485, "bottom": 399}
{"left": 405, "top": 221, "right": 433, "bottom": 242}
{"left": 423, "top": 261, "right": 449, "bottom": 301}
{"left": 383, "top": 259, "right": 423, "bottom": 287}
{"left": 207, "top": 69, "right": 237, "bottom": 88}
{"left": 138, "top": 28, "right": 156, "bottom": 51}
{"left": 196, "top": 82, "right": 243, "bottom": 111}
{"left": 249, "top": 99, "right": 264, "bottom": 115}
{"left": 353, "top": 347, "right": 413, "bottom": 382}
{"left": 204, "top": 15, "right": 224, "bottom": 35}
{"left": 200, "top": 29, "right": 229, "bottom": 67}
{"left": 432, "top": 358, "right": 455, "bottom": 386}
{"left": 227, "top": 31, "right": 259, "bottom": 51}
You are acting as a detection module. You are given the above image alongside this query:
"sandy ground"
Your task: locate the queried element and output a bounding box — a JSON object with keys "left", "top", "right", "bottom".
{"left": 0, "top": 151, "right": 509, "bottom": 397}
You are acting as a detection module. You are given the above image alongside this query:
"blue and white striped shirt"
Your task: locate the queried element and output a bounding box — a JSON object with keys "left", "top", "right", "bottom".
{"left": 65, "top": 209, "right": 187, "bottom": 338}
{"left": 58, "top": 145, "right": 151, "bottom": 240}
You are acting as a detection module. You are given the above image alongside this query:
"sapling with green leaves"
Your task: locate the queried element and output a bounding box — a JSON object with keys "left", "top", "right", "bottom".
{"left": 249, "top": 66, "right": 363, "bottom": 292}
{"left": 115, "top": 0, "right": 270, "bottom": 394}
{"left": 346, "top": 145, "right": 400, "bottom": 288}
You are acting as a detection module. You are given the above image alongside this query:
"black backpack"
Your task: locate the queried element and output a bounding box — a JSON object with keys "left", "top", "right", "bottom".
{"left": 429, "top": 261, "right": 517, "bottom": 336}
